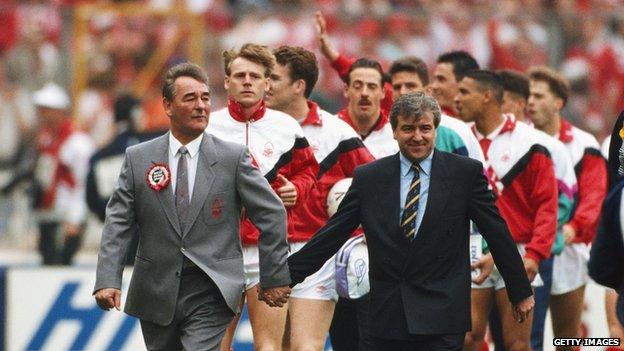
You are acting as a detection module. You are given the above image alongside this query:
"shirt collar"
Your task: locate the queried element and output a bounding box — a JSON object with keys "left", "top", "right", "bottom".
{"left": 400, "top": 150, "right": 433, "bottom": 177}
{"left": 227, "top": 97, "right": 267, "bottom": 122}
{"left": 337, "top": 108, "right": 389, "bottom": 137}
{"left": 300, "top": 100, "right": 323, "bottom": 126}
{"left": 169, "top": 132, "right": 203, "bottom": 159}
{"left": 441, "top": 106, "right": 456, "bottom": 118}
{"left": 472, "top": 113, "right": 516, "bottom": 140}
{"left": 559, "top": 118, "right": 574, "bottom": 143}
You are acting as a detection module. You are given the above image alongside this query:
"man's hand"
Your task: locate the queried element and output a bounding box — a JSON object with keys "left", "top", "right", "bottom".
{"left": 523, "top": 257, "right": 539, "bottom": 282}
{"left": 314, "top": 11, "right": 339, "bottom": 62}
{"left": 562, "top": 223, "right": 576, "bottom": 245}
{"left": 258, "top": 285, "right": 291, "bottom": 308}
{"left": 471, "top": 253, "right": 494, "bottom": 285}
{"left": 512, "top": 295, "right": 535, "bottom": 323}
{"left": 94, "top": 288, "right": 121, "bottom": 311}
{"left": 277, "top": 174, "right": 297, "bottom": 207}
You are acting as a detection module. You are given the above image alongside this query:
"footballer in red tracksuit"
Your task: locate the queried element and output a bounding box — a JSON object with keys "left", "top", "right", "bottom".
{"left": 208, "top": 98, "right": 318, "bottom": 289}
{"left": 290, "top": 101, "right": 375, "bottom": 244}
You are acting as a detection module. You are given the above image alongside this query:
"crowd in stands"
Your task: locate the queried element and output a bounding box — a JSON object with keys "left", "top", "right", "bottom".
{"left": 0, "top": 0, "right": 621, "bottom": 256}
{"left": 2, "top": 1, "right": 624, "bottom": 140}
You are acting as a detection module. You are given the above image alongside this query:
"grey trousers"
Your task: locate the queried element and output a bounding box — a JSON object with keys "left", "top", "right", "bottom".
{"left": 139, "top": 267, "right": 234, "bottom": 351}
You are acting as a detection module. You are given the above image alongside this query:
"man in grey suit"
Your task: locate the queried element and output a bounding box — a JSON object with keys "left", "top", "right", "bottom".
{"left": 94, "top": 62, "right": 292, "bottom": 350}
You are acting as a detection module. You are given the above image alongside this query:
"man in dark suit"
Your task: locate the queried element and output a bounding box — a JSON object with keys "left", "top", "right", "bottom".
{"left": 288, "top": 92, "right": 534, "bottom": 350}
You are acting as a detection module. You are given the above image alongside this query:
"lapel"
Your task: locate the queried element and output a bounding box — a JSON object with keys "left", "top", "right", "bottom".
{"left": 151, "top": 133, "right": 182, "bottom": 236}
{"left": 378, "top": 153, "right": 402, "bottom": 243}
{"left": 411, "top": 150, "right": 450, "bottom": 247}
{"left": 182, "top": 134, "right": 218, "bottom": 237}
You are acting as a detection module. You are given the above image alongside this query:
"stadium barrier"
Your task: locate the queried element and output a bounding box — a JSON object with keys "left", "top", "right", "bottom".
{"left": 0, "top": 265, "right": 608, "bottom": 351}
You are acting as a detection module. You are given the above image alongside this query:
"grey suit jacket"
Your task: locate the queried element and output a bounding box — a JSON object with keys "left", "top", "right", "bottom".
{"left": 94, "top": 132, "right": 290, "bottom": 325}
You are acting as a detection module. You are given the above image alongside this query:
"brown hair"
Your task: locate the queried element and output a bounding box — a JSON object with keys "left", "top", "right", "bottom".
{"left": 346, "top": 58, "right": 385, "bottom": 86}
{"left": 223, "top": 43, "right": 276, "bottom": 77}
{"left": 389, "top": 56, "right": 429, "bottom": 86}
{"left": 273, "top": 46, "right": 319, "bottom": 98}
{"left": 528, "top": 66, "right": 570, "bottom": 105}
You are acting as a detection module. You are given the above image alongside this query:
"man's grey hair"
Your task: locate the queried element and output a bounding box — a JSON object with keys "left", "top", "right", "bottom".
{"left": 162, "top": 62, "right": 209, "bottom": 101}
{"left": 389, "top": 92, "right": 441, "bottom": 129}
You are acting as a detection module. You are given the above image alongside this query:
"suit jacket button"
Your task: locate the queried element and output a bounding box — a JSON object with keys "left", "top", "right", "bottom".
{"left": 176, "top": 271, "right": 181, "bottom": 277}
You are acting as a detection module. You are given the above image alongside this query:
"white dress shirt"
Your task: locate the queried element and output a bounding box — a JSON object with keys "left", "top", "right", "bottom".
{"left": 169, "top": 132, "right": 203, "bottom": 202}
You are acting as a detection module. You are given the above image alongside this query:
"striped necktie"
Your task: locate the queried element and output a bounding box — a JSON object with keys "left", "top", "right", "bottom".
{"left": 401, "top": 163, "right": 421, "bottom": 240}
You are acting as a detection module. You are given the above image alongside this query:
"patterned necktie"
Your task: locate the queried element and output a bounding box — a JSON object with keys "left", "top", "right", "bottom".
{"left": 176, "top": 146, "right": 189, "bottom": 232}
{"left": 401, "top": 163, "right": 421, "bottom": 240}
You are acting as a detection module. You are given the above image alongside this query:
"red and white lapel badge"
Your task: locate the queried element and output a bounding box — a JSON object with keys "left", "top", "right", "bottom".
{"left": 146, "top": 163, "right": 171, "bottom": 191}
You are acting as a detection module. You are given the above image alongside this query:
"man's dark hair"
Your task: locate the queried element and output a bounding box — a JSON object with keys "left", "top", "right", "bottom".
{"left": 437, "top": 51, "right": 480, "bottom": 81}
{"left": 528, "top": 66, "right": 570, "bottom": 106}
{"left": 463, "top": 70, "right": 504, "bottom": 104}
{"left": 389, "top": 91, "right": 441, "bottom": 130}
{"left": 162, "top": 62, "right": 209, "bottom": 101}
{"left": 389, "top": 56, "right": 429, "bottom": 86}
{"left": 498, "top": 69, "right": 529, "bottom": 100}
{"left": 346, "top": 58, "right": 384, "bottom": 86}
{"left": 273, "top": 46, "right": 319, "bottom": 98}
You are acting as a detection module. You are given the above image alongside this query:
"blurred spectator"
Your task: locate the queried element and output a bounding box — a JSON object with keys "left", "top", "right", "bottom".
{"left": 221, "top": 10, "right": 290, "bottom": 48}
{"left": 609, "top": 16, "right": 624, "bottom": 125}
{"left": 5, "top": 1, "right": 62, "bottom": 92}
{"left": 150, "top": 0, "right": 215, "bottom": 13}
{"left": 342, "top": 0, "right": 391, "bottom": 17}
{"left": 141, "top": 88, "right": 173, "bottom": 132}
{"left": 14, "top": 0, "right": 62, "bottom": 45}
{"left": 487, "top": 4, "right": 549, "bottom": 72}
{"left": 562, "top": 14, "right": 620, "bottom": 135}
{"left": 75, "top": 66, "right": 117, "bottom": 148}
{"left": 85, "top": 93, "right": 163, "bottom": 265}
{"left": 401, "top": 12, "right": 438, "bottom": 68}
{"left": 0, "top": 59, "right": 37, "bottom": 188}
{"left": 0, "top": 1, "right": 20, "bottom": 54}
{"left": 430, "top": 1, "right": 491, "bottom": 67}
{"left": 33, "top": 83, "right": 94, "bottom": 265}
{"left": 101, "top": 18, "right": 154, "bottom": 87}
{"left": 203, "top": 0, "right": 235, "bottom": 33}
{"left": 0, "top": 58, "right": 37, "bottom": 243}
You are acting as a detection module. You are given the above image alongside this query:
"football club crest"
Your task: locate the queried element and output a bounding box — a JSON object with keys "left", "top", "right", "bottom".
{"left": 146, "top": 164, "right": 170, "bottom": 191}
{"left": 501, "top": 149, "right": 511, "bottom": 162}
{"left": 263, "top": 142, "right": 274, "bottom": 157}
{"left": 211, "top": 198, "right": 223, "bottom": 219}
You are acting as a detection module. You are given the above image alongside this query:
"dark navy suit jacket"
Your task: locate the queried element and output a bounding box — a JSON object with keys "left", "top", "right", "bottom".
{"left": 289, "top": 150, "right": 532, "bottom": 339}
